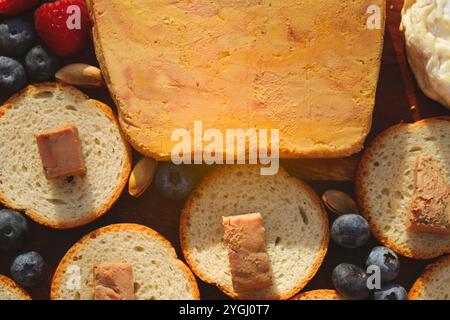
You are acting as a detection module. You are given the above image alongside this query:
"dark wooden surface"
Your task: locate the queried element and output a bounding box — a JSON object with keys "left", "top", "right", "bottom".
{"left": 1, "top": 0, "right": 449, "bottom": 300}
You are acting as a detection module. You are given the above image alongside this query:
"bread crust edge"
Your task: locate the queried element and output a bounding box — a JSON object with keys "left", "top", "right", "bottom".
{"left": 0, "top": 274, "right": 32, "bottom": 300}
{"left": 291, "top": 289, "right": 344, "bottom": 300}
{"left": 408, "top": 255, "right": 450, "bottom": 300}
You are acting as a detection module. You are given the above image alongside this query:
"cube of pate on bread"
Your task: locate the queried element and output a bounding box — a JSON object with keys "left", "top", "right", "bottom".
{"left": 223, "top": 213, "right": 273, "bottom": 293}
{"left": 0, "top": 83, "right": 132, "bottom": 229}
{"left": 409, "top": 157, "right": 450, "bottom": 234}
{"left": 51, "top": 224, "right": 200, "bottom": 300}
{"left": 88, "top": 0, "right": 386, "bottom": 160}
{"left": 356, "top": 117, "right": 450, "bottom": 259}
{"left": 35, "top": 124, "right": 86, "bottom": 179}
{"left": 180, "top": 165, "right": 329, "bottom": 300}
{"left": 94, "top": 263, "right": 136, "bottom": 300}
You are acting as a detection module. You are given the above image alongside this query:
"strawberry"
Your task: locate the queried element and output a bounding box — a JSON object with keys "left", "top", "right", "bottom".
{"left": 0, "top": 0, "right": 38, "bottom": 15}
{"left": 35, "top": 0, "right": 90, "bottom": 57}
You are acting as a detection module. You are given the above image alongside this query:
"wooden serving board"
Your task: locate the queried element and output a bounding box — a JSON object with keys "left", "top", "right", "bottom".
{"left": 0, "top": 0, "right": 449, "bottom": 300}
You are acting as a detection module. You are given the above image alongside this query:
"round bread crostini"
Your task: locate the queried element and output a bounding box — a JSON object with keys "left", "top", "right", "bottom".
{"left": 180, "top": 165, "right": 329, "bottom": 300}
{"left": 51, "top": 224, "right": 200, "bottom": 300}
{"left": 356, "top": 117, "right": 450, "bottom": 259}
{"left": 409, "top": 255, "right": 450, "bottom": 300}
{"left": 0, "top": 83, "right": 132, "bottom": 229}
{"left": 291, "top": 289, "right": 345, "bottom": 301}
{"left": 0, "top": 274, "right": 31, "bottom": 300}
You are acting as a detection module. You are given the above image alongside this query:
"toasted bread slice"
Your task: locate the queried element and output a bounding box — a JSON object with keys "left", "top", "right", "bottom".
{"left": 0, "top": 83, "right": 131, "bottom": 229}
{"left": 292, "top": 289, "right": 344, "bottom": 300}
{"left": 180, "top": 165, "right": 329, "bottom": 300}
{"left": 0, "top": 275, "right": 31, "bottom": 300}
{"left": 88, "top": 0, "right": 385, "bottom": 160}
{"left": 51, "top": 224, "right": 200, "bottom": 300}
{"left": 409, "top": 255, "right": 450, "bottom": 300}
{"left": 356, "top": 117, "right": 450, "bottom": 259}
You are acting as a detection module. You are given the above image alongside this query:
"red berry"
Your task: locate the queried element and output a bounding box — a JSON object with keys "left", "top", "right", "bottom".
{"left": 0, "top": 0, "right": 38, "bottom": 15}
{"left": 35, "top": 0, "right": 90, "bottom": 57}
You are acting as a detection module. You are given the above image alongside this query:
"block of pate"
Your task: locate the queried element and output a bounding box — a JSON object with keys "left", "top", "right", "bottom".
{"left": 89, "top": 0, "right": 385, "bottom": 159}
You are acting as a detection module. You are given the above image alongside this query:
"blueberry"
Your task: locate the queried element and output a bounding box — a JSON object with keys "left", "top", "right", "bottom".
{"left": 366, "top": 246, "right": 400, "bottom": 282}
{"left": 154, "top": 163, "right": 196, "bottom": 200}
{"left": 0, "top": 209, "right": 28, "bottom": 251}
{"left": 25, "top": 45, "right": 59, "bottom": 81}
{"left": 374, "top": 283, "right": 407, "bottom": 300}
{"left": 11, "top": 251, "right": 45, "bottom": 287}
{"left": 331, "top": 214, "right": 370, "bottom": 248}
{"left": 0, "top": 18, "right": 36, "bottom": 57}
{"left": 332, "top": 263, "right": 370, "bottom": 300}
{"left": 0, "top": 56, "right": 27, "bottom": 95}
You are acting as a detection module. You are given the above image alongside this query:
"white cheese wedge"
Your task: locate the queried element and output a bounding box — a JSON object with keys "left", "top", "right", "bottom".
{"left": 401, "top": 0, "right": 450, "bottom": 110}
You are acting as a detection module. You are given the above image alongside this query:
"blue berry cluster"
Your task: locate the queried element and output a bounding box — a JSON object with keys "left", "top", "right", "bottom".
{"left": 0, "top": 17, "right": 59, "bottom": 95}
